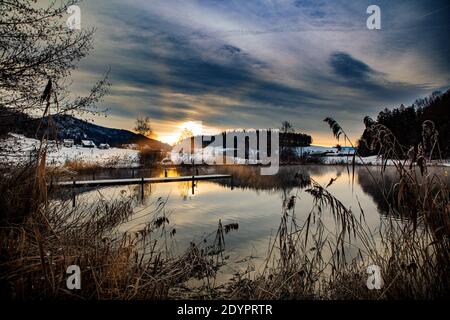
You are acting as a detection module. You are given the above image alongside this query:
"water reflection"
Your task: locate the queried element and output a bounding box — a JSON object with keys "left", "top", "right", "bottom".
{"left": 52, "top": 165, "right": 447, "bottom": 279}
{"left": 357, "top": 166, "right": 449, "bottom": 218}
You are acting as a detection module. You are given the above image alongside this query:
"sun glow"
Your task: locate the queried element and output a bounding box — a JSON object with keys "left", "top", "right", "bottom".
{"left": 179, "top": 121, "right": 203, "bottom": 136}
{"left": 158, "top": 121, "right": 205, "bottom": 146}
{"left": 156, "top": 122, "right": 344, "bottom": 147}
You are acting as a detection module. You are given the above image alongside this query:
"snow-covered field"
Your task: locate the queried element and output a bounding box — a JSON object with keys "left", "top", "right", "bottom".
{"left": 294, "top": 145, "right": 356, "bottom": 156}
{"left": 169, "top": 147, "right": 263, "bottom": 165}
{"left": 169, "top": 145, "right": 449, "bottom": 167}
{"left": 296, "top": 146, "right": 450, "bottom": 166}
{"left": 0, "top": 133, "right": 140, "bottom": 168}
{"left": 2, "top": 134, "right": 448, "bottom": 169}
{"left": 322, "top": 155, "right": 450, "bottom": 166}
{"left": 322, "top": 155, "right": 396, "bottom": 166}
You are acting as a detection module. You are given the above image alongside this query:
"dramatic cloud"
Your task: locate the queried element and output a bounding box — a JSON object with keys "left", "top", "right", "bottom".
{"left": 69, "top": 0, "right": 450, "bottom": 145}
{"left": 330, "top": 52, "right": 375, "bottom": 80}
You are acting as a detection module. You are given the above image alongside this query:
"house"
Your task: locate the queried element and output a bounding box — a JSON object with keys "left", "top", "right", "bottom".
{"left": 81, "top": 140, "right": 96, "bottom": 148}
{"left": 98, "top": 143, "right": 110, "bottom": 150}
{"left": 63, "top": 139, "right": 74, "bottom": 148}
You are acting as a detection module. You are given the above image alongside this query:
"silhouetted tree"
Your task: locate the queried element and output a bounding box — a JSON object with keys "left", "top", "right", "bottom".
{"left": 280, "top": 121, "right": 295, "bottom": 134}
{"left": 357, "top": 90, "right": 450, "bottom": 158}
{"left": 134, "top": 115, "right": 153, "bottom": 138}
{"left": 0, "top": 0, "right": 109, "bottom": 120}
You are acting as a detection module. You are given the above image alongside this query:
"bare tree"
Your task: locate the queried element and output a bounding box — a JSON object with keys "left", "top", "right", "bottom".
{"left": 134, "top": 115, "right": 153, "bottom": 138}
{"left": 280, "top": 121, "right": 295, "bottom": 134}
{"left": 0, "top": 0, "right": 109, "bottom": 119}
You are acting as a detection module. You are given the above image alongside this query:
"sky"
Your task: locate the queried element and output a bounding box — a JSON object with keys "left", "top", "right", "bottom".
{"left": 70, "top": 0, "right": 450, "bottom": 145}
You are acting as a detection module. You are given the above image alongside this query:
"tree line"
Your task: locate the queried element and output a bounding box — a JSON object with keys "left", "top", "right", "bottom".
{"left": 357, "top": 90, "right": 450, "bottom": 158}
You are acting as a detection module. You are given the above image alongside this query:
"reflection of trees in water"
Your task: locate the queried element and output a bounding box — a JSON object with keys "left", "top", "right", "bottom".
{"left": 57, "top": 165, "right": 445, "bottom": 220}
{"left": 177, "top": 181, "right": 193, "bottom": 200}
{"left": 51, "top": 183, "right": 155, "bottom": 205}
{"left": 50, "top": 186, "right": 104, "bottom": 201}
{"left": 130, "top": 183, "right": 153, "bottom": 203}
{"left": 357, "top": 168, "right": 397, "bottom": 215}
{"left": 212, "top": 166, "right": 311, "bottom": 192}
{"left": 73, "top": 168, "right": 167, "bottom": 181}
{"left": 52, "top": 165, "right": 314, "bottom": 203}
{"left": 356, "top": 167, "right": 449, "bottom": 218}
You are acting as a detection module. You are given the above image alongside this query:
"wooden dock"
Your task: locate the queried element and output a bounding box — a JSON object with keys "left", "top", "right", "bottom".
{"left": 56, "top": 174, "right": 232, "bottom": 188}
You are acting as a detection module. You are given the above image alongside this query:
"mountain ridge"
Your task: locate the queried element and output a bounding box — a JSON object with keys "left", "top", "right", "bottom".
{"left": 0, "top": 108, "right": 171, "bottom": 151}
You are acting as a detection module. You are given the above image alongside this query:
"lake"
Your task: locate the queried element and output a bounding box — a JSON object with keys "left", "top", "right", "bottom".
{"left": 55, "top": 165, "right": 448, "bottom": 282}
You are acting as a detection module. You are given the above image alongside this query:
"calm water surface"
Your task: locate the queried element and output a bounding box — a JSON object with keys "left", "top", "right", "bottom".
{"left": 57, "top": 165, "right": 448, "bottom": 279}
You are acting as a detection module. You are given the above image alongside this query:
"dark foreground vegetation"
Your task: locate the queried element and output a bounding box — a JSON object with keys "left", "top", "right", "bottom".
{"left": 357, "top": 90, "right": 450, "bottom": 158}
{"left": 0, "top": 0, "right": 448, "bottom": 300}
{"left": 0, "top": 117, "right": 448, "bottom": 300}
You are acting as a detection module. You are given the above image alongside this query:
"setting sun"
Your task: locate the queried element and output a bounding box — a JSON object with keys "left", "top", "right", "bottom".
{"left": 179, "top": 121, "right": 203, "bottom": 137}
{"left": 158, "top": 121, "right": 205, "bottom": 146}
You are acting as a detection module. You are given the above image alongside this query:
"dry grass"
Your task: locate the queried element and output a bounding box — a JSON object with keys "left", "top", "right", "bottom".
{"left": 63, "top": 156, "right": 130, "bottom": 172}
{"left": 224, "top": 118, "right": 449, "bottom": 300}
{"left": 0, "top": 117, "right": 448, "bottom": 300}
{"left": 0, "top": 136, "right": 224, "bottom": 299}
{"left": 0, "top": 178, "right": 225, "bottom": 299}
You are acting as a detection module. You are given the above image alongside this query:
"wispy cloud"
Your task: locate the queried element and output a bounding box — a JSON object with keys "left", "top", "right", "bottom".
{"left": 69, "top": 0, "right": 449, "bottom": 145}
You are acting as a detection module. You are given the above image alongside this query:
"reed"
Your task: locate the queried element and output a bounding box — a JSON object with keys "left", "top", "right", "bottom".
{"left": 0, "top": 117, "right": 448, "bottom": 300}
{"left": 225, "top": 118, "right": 449, "bottom": 300}
{"left": 0, "top": 165, "right": 223, "bottom": 299}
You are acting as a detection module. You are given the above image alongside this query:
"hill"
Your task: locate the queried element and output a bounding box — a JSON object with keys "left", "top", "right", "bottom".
{"left": 0, "top": 108, "right": 171, "bottom": 151}
{"left": 357, "top": 89, "right": 450, "bottom": 158}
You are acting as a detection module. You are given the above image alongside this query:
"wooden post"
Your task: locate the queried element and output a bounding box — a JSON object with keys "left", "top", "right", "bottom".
{"left": 164, "top": 168, "right": 168, "bottom": 177}
{"left": 72, "top": 178, "right": 76, "bottom": 208}
{"left": 141, "top": 177, "right": 144, "bottom": 201}
{"left": 230, "top": 175, "right": 234, "bottom": 190}
{"left": 191, "top": 175, "right": 195, "bottom": 195}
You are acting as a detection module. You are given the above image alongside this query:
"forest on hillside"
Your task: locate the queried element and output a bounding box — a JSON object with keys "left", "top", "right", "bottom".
{"left": 357, "top": 90, "right": 450, "bottom": 158}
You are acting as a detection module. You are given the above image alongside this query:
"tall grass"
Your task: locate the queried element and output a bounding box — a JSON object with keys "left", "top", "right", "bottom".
{"left": 0, "top": 177, "right": 227, "bottom": 299}
{"left": 0, "top": 117, "right": 448, "bottom": 300}
{"left": 225, "top": 118, "right": 449, "bottom": 299}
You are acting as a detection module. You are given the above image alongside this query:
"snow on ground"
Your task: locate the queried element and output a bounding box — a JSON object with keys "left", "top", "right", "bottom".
{"left": 169, "top": 146, "right": 449, "bottom": 167}
{"left": 169, "top": 145, "right": 357, "bottom": 165}
{"left": 0, "top": 133, "right": 140, "bottom": 168}
{"left": 296, "top": 146, "right": 450, "bottom": 166}
{"left": 169, "top": 147, "right": 263, "bottom": 165}
{"left": 322, "top": 155, "right": 450, "bottom": 166}
{"left": 322, "top": 155, "right": 396, "bottom": 165}
{"left": 2, "top": 134, "right": 448, "bottom": 168}
{"left": 294, "top": 145, "right": 356, "bottom": 156}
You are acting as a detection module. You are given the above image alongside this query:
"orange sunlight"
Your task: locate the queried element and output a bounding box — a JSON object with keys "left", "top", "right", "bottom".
{"left": 157, "top": 121, "right": 213, "bottom": 146}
